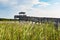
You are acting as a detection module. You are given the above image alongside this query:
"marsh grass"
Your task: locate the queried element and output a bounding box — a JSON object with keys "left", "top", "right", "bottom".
{"left": 0, "top": 21, "right": 60, "bottom": 40}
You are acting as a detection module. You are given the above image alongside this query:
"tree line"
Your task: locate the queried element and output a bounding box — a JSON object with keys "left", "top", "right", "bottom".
{"left": 0, "top": 18, "right": 18, "bottom": 21}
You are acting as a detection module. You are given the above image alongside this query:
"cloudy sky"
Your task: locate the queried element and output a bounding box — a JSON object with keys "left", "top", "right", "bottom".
{"left": 0, "top": 0, "right": 60, "bottom": 18}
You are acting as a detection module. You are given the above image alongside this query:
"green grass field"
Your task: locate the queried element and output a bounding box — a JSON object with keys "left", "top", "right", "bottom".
{"left": 0, "top": 21, "right": 60, "bottom": 40}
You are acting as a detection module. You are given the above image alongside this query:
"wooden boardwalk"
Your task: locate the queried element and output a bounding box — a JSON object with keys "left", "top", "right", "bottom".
{"left": 14, "top": 12, "right": 60, "bottom": 31}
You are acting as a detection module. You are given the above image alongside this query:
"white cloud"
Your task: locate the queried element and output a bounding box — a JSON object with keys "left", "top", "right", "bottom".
{"left": 9, "top": 0, "right": 60, "bottom": 18}
{"left": 9, "top": 1, "right": 18, "bottom": 6}
{"left": 0, "top": 0, "right": 9, "bottom": 2}
{"left": 32, "top": 0, "right": 50, "bottom": 7}
{"left": 32, "top": 0, "right": 39, "bottom": 4}
{"left": 0, "top": 0, "right": 9, "bottom": 3}
{"left": 0, "top": 0, "right": 60, "bottom": 18}
{"left": 39, "top": 2, "right": 50, "bottom": 7}
{"left": 26, "top": 7, "right": 60, "bottom": 18}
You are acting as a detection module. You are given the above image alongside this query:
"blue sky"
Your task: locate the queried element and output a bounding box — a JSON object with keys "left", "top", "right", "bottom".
{"left": 0, "top": 0, "right": 60, "bottom": 18}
